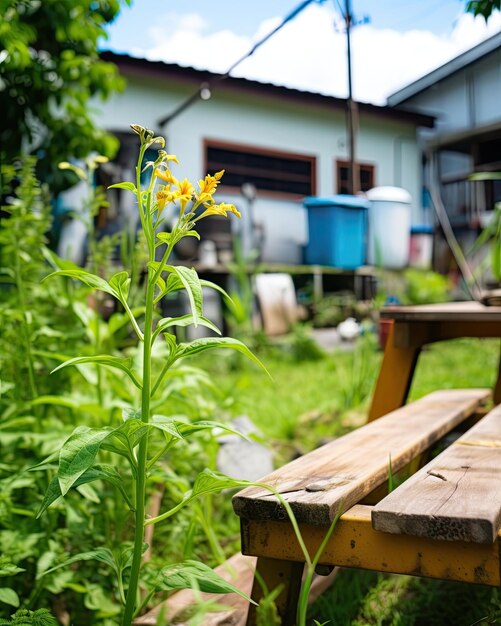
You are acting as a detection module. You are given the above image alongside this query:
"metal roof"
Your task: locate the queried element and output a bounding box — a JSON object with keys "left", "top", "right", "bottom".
{"left": 100, "top": 50, "right": 434, "bottom": 128}
{"left": 388, "top": 31, "right": 501, "bottom": 107}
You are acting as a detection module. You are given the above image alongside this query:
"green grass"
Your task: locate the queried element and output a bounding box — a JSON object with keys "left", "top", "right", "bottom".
{"left": 310, "top": 570, "right": 501, "bottom": 626}
{"left": 201, "top": 335, "right": 500, "bottom": 626}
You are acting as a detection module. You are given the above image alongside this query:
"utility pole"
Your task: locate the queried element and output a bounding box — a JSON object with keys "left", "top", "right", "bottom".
{"left": 344, "top": 0, "right": 359, "bottom": 195}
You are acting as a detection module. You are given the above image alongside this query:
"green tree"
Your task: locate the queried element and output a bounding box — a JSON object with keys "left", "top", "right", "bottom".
{"left": 466, "top": 0, "right": 501, "bottom": 19}
{"left": 0, "top": 0, "right": 129, "bottom": 191}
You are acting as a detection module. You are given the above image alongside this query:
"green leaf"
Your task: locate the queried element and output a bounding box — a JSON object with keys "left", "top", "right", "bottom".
{"left": 76, "top": 482, "right": 100, "bottom": 503}
{"left": 175, "top": 337, "right": 269, "bottom": 375}
{"left": 156, "top": 275, "right": 166, "bottom": 292}
{"left": 109, "top": 271, "right": 131, "bottom": 302}
{"left": 43, "top": 269, "right": 117, "bottom": 296}
{"left": 146, "top": 467, "right": 252, "bottom": 526}
{"left": 41, "top": 246, "right": 81, "bottom": 272}
{"left": 28, "top": 450, "right": 61, "bottom": 472}
{"left": 31, "top": 395, "right": 105, "bottom": 419}
{"left": 156, "top": 560, "right": 256, "bottom": 604}
{"left": 105, "top": 419, "right": 149, "bottom": 451}
{"left": 150, "top": 415, "right": 184, "bottom": 441}
{"left": 154, "top": 314, "right": 220, "bottom": 340}
{"left": 57, "top": 427, "right": 114, "bottom": 495}
{"left": 162, "top": 331, "right": 178, "bottom": 355}
{"left": 176, "top": 420, "right": 250, "bottom": 440}
{"left": 37, "top": 548, "right": 118, "bottom": 580}
{"left": 37, "top": 465, "right": 125, "bottom": 518}
{"left": 108, "top": 181, "right": 137, "bottom": 192}
{"left": 182, "top": 230, "right": 201, "bottom": 240}
{"left": 0, "top": 560, "right": 25, "bottom": 578}
{"left": 165, "top": 265, "right": 203, "bottom": 326}
{"left": 156, "top": 232, "right": 172, "bottom": 245}
{"left": 51, "top": 355, "right": 142, "bottom": 389}
{"left": 164, "top": 272, "right": 183, "bottom": 293}
{"left": 0, "top": 587, "right": 19, "bottom": 607}
{"left": 189, "top": 469, "right": 253, "bottom": 499}
{"left": 199, "top": 279, "right": 234, "bottom": 305}
{"left": 122, "top": 407, "right": 141, "bottom": 421}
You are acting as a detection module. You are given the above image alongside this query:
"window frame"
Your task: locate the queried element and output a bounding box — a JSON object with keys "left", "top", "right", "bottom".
{"left": 335, "top": 159, "right": 376, "bottom": 194}
{"left": 204, "top": 138, "right": 317, "bottom": 200}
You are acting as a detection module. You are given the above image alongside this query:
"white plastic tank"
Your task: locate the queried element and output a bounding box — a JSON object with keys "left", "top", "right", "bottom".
{"left": 366, "top": 186, "right": 412, "bottom": 269}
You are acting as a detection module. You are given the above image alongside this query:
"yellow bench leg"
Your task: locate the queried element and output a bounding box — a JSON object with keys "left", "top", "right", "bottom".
{"left": 246, "top": 557, "right": 304, "bottom": 626}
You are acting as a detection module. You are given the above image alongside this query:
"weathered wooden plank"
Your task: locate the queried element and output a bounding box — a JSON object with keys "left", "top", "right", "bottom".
{"left": 233, "top": 389, "right": 489, "bottom": 525}
{"left": 379, "top": 301, "right": 501, "bottom": 322}
{"left": 372, "top": 404, "right": 501, "bottom": 544}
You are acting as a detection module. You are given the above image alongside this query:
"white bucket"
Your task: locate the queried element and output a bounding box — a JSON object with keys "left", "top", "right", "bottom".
{"left": 367, "top": 186, "right": 412, "bottom": 269}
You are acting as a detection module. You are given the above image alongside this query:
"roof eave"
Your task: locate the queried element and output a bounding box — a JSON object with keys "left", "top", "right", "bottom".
{"left": 101, "top": 50, "right": 434, "bottom": 128}
{"left": 387, "top": 31, "right": 501, "bottom": 107}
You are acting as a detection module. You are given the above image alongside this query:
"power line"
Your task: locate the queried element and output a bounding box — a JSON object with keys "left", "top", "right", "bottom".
{"left": 157, "top": 0, "right": 326, "bottom": 127}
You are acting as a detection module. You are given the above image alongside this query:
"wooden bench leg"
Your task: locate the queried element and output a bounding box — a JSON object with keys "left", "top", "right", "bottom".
{"left": 246, "top": 557, "right": 304, "bottom": 626}
{"left": 368, "top": 322, "right": 421, "bottom": 421}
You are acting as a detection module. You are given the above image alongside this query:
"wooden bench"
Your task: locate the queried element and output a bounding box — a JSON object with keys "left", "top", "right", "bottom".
{"left": 232, "top": 388, "right": 501, "bottom": 625}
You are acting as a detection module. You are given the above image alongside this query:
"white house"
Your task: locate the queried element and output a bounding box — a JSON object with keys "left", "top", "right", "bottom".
{"left": 92, "top": 51, "right": 432, "bottom": 267}
{"left": 388, "top": 32, "right": 501, "bottom": 237}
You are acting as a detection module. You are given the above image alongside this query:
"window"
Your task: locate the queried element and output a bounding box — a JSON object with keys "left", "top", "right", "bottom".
{"left": 336, "top": 160, "right": 375, "bottom": 194}
{"left": 205, "top": 140, "right": 316, "bottom": 198}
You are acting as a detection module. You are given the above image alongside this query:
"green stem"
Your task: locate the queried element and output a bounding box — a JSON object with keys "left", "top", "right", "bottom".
{"left": 121, "top": 277, "right": 154, "bottom": 625}
{"left": 121, "top": 150, "right": 153, "bottom": 625}
{"left": 143, "top": 496, "right": 186, "bottom": 527}
{"left": 150, "top": 359, "right": 173, "bottom": 398}
{"left": 146, "top": 440, "right": 174, "bottom": 471}
{"left": 122, "top": 299, "right": 145, "bottom": 341}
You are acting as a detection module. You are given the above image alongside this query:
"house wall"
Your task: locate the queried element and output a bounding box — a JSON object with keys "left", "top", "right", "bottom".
{"left": 94, "top": 70, "right": 423, "bottom": 262}
{"left": 399, "top": 48, "right": 501, "bottom": 134}
{"left": 394, "top": 46, "right": 501, "bottom": 232}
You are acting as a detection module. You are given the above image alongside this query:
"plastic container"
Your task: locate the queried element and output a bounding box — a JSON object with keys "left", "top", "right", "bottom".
{"left": 409, "top": 225, "right": 433, "bottom": 269}
{"left": 366, "top": 187, "right": 412, "bottom": 269}
{"left": 304, "top": 195, "right": 369, "bottom": 269}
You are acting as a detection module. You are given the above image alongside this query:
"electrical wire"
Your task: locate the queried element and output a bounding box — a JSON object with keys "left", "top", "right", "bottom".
{"left": 157, "top": 0, "right": 325, "bottom": 126}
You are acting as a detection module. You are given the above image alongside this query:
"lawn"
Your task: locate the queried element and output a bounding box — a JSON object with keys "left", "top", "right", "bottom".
{"left": 206, "top": 335, "right": 501, "bottom": 626}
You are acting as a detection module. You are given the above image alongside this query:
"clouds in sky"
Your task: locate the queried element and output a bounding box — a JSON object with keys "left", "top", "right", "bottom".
{"left": 136, "top": 4, "right": 501, "bottom": 104}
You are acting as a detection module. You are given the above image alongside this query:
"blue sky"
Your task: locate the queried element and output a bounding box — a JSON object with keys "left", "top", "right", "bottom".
{"left": 104, "top": 0, "right": 500, "bottom": 104}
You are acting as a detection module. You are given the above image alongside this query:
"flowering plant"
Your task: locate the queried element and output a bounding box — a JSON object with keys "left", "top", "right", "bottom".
{"left": 36, "top": 125, "right": 265, "bottom": 625}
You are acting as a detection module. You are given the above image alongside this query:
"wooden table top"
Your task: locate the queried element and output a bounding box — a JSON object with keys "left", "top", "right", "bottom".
{"left": 380, "top": 301, "right": 501, "bottom": 323}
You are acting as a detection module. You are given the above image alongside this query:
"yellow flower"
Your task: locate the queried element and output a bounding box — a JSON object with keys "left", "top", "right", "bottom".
{"left": 174, "top": 178, "right": 195, "bottom": 212}
{"left": 196, "top": 170, "right": 226, "bottom": 204}
{"left": 155, "top": 168, "right": 178, "bottom": 185}
{"left": 198, "top": 202, "right": 241, "bottom": 220}
{"left": 158, "top": 152, "right": 179, "bottom": 164}
{"left": 198, "top": 174, "right": 218, "bottom": 196}
{"left": 156, "top": 187, "right": 174, "bottom": 211}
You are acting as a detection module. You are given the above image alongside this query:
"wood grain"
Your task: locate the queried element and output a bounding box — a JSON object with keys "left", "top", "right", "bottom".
{"left": 372, "top": 404, "right": 501, "bottom": 544}
{"left": 379, "top": 301, "right": 501, "bottom": 322}
{"left": 233, "top": 389, "right": 489, "bottom": 525}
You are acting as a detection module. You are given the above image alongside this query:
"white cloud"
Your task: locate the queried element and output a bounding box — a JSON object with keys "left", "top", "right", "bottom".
{"left": 140, "top": 4, "right": 501, "bottom": 104}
